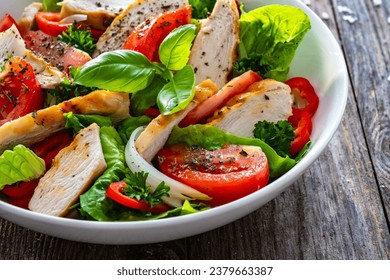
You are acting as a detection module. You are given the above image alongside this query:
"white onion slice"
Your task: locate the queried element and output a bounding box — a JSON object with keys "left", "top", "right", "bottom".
{"left": 125, "top": 127, "right": 212, "bottom": 208}
{"left": 60, "top": 14, "right": 88, "bottom": 24}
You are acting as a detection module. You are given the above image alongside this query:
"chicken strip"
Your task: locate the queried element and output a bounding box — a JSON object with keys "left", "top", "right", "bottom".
{"left": 188, "top": 0, "right": 240, "bottom": 88}
{"left": 94, "top": 0, "right": 188, "bottom": 56}
{"left": 29, "top": 123, "right": 107, "bottom": 217}
{"left": 0, "top": 90, "right": 130, "bottom": 154}
{"left": 135, "top": 79, "right": 219, "bottom": 162}
{"left": 59, "top": 0, "right": 135, "bottom": 30}
{"left": 17, "top": 2, "right": 42, "bottom": 36}
{"left": 207, "top": 79, "right": 293, "bottom": 138}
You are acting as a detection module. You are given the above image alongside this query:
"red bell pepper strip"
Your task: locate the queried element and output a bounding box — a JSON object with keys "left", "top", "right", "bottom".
{"left": 106, "top": 181, "right": 170, "bottom": 214}
{"left": 35, "top": 12, "right": 69, "bottom": 37}
{"left": 285, "top": 77, "right": 319, "bottom": 117}
{"left": 288, "top": 108, "right": 313, "bottom": 156}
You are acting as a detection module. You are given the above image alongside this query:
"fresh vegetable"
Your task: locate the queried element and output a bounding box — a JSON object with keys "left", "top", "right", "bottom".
{"left": 58, "top": 23, "right": 97, "bottom": 56}
{"left": 0, "top": 145, "right": 45, "bottom": 190}
{"left": 125, "top": 127, "right": 212, "bottom": 207}
{"left": 42, "top": 0, "right": 61, "bottom": 12}
{"left": 285, "top": 77, "right": 319, "bottom": 117}
{"left": 0, "top": 57, "right": 43, "bottom": 125}
{"left": 180, "top": 70, "right": 262, "bottom": 126}
{"left": 288, "top": 108, "right": 312, "bottom": 156}
{"left": 46, "top": 78, "right": 96, "bottom": 105}
{"left": 234, "top": 4, "right": 311, "bottom": 81}
{"left": 0, "top": 13, "right": 20, "bottom": 33}
{"left": 64, "top": 112, "right": 113, "bottom": 134}
{"left": 253, "top": 120, "right": 295, "bottom": 157}
{"left": 189, "top": 0, "right": 217, "bottom": 19}
{"left": 35, "top": 12, "right": 69, "bottom": 37}
{"left": 106, "top": 172, "right": 170, "bottom": 213}
{"left": 1, "top": 179, "right": 39, "bottom": 200}
{"left": 167, "top": 124, "right": 297, "bottom": 178}
{"left": 158, "top": 143, "right": 269, "bottom": 206}
{"left": 31, "top": 130, "right": 73, "bottom": 168}
{"left": 123, "top": 6, "right": 192, "bottom": 62}
{"left": 73, "top": 24, "right": 197, "bottom": 115}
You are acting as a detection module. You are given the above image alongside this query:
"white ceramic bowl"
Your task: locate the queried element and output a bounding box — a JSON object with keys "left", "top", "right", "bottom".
{"left": 0, "top": 0, "right": 348, "bottom": 244}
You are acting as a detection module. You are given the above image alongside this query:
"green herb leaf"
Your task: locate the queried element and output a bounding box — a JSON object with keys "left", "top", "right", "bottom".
{"left": 130, "top": 75, "right": 166, "bottom": 116}
{"left": 159, "top": 24, "right": 197, "bottom": 71}
{"left": 253, "top": 120, "right": 295, "bottom": 157}
{"left": 72, "top": 50, "right": 156, "bottom": 93}
{"left": 58, "top": 23, "right": 96, "bottom": 56}
{"left": 0, "top": 145, "right": 45, "bottom": 189}
{"left": 123, "top": 171, "right": 170, "bottom": 207}
{"left": 42, "top": 0, "right": 61, "bottom": 12}
{"left": 189, "top": 0, "right": 217, "bottom": 19}
{"left": 46, "top": 77, "right": 97, "bottom": 105}
{"left": 157, "top": 65, "right": 195, "bottom": 115}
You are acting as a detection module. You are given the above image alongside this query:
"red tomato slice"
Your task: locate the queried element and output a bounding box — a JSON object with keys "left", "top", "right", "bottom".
{"left": 0, "top": 13, "right": 21, "bottom": 33}
{"left": 285, "top": 77, "right": 319, "bottom": 117}
{"left": 288, "top": 108, "right": 312, "bottom": 156}
{"left": 158, "top": 144, "right": 269, "bottom": 206}
{"left": 179, "top": 70, "right": 262, "bottom": 127}
{"left": 7, "top": 196, "right": 32, "bottom": 209}
{"left": 35, "top": 12, "right": 70, "bottom": 37}
{"left": 1, "top": 179, "right": 39, "bottom": 200}
{"left": 0, "top": 57, "right": 43, "bottom": 124}
{"left": 123, "top": 5, "right": 192, "bottom": 62}
{"left": 106, "top": 181, "right": 170, "bottom": 214}
{"left": 31, "top": 130, "right": 73, "bottom": 168}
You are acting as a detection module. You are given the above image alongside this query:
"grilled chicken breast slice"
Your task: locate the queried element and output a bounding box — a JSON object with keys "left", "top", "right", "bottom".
{"left": 29, "top": 123, "right": 107, "bottom": 217}
{"left": 59, "top": 0, "right": 135, "bottom": 30}
{"left": 135, "top": 79, "right": 219, "bottom": 162}
{"left": 17, "top": 2, "right": 42, "bottom": 36}
{"left": 94, "top": 0, "right": 188, "bottom": 56}
{"left": 188, "top": 0, "right": 240, "bottom": 88}
{"left": 0, "top": 90, "right": 130, "bottom": 154}
{"left": 207, "top": 79, "right": 293, "bottom": 138}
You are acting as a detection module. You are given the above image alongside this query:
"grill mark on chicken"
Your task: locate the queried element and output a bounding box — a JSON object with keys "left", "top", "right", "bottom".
{"left": 0, "top": 90, "right": 130, "bottom": 154}
{"left": 28, "top": 123, "right": 107, "bottom": 217}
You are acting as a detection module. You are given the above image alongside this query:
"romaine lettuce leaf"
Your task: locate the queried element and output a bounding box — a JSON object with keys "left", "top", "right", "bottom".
{"left": 235, "top": 4, "right": 311, "bottom": 81}
{"left": 0, "top": 145, "right": 45, "bottom": 190}
{"left": 189, "top": 0, "right": 217, "bottom": 19}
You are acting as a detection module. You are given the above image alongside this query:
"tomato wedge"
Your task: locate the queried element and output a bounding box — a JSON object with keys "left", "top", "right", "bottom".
{"left": 288, "top": 108, "right": 312, "bottom": 156}
{"left": 0, "top": 57, "right": 43, "bottom": 125}
{"left": 179, "top": 70, "right": 262, "bottom": 127}
{"left": 106, "top": 181, "right": 170, "bottom": 214}
{"left": 35, "top": 12, "right": 70, "bottom": 37}
{"left": 285, "top": 77, "right": 319, "bottom": 117}
{"left": 1, "top": 179, "right": 40, "bottom": 200}
{"left": 123, "top": 5, "right": 192, "bottom": 62}
{"left": 158, "top": 144, "right": 269, "bottom": 206}
{"left": 0, "top": 13, "right": 21, "bottom": 33}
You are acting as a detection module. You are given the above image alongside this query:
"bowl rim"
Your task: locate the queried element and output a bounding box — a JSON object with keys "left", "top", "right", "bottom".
{"left": 0, "top": 0, "right": 349, "bottom": 244}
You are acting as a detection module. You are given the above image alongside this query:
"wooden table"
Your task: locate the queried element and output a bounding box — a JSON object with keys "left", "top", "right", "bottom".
{"left": 0, "top": 0, "right": 389, "bottom": 260}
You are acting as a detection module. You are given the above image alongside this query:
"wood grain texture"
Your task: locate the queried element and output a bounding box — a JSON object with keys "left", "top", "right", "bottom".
{"left": 0, "top": 0, "right": 389, "bottom": 260}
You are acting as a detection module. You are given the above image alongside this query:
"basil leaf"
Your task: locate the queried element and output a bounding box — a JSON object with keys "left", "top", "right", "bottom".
{"left": 130, "top": 75, "right": 166, "bottom": 116}
{"left": 72, "top": 50, "right": 155, "bottom": 93}
{"left": 157, "top": 65, "right": 195, "bottom": 115}
{"left": 159, "top": 24, "right": 197, "bottom": 71}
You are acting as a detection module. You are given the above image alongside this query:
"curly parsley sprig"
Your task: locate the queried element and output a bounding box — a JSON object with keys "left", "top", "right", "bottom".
{"left": 58, "top": 23, "right": 96, "bottom": 56}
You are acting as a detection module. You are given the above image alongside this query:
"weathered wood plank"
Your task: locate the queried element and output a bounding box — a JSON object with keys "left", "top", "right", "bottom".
{"left": 331, "top": 0, "right": 390, "bottom": 218}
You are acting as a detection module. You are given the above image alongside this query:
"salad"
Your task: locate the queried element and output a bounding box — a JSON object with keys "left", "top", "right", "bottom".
{"left": 0, "top": 0, "right": 319, "bottom": 221}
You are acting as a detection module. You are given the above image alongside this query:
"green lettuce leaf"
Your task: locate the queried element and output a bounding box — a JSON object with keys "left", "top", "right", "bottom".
{"left": 42, "top": 0, "right": 61, "bottom": 12}
{"left": 167, "top": 125, "right": 297, "bottom": 178}
{"left": 0, "top": 145, "right": 45, "bottom": 190}
{"left": 235, "top": 4, "right": 311, "bottom": 81}
{"left": 117, "top": 116, "right": 151, "bottom": 143}
{"left": 189, "top": 0, "right": 217, "bottom": 19}
{"left": 64, "top": 112, "right": 113, "bottom": 134}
